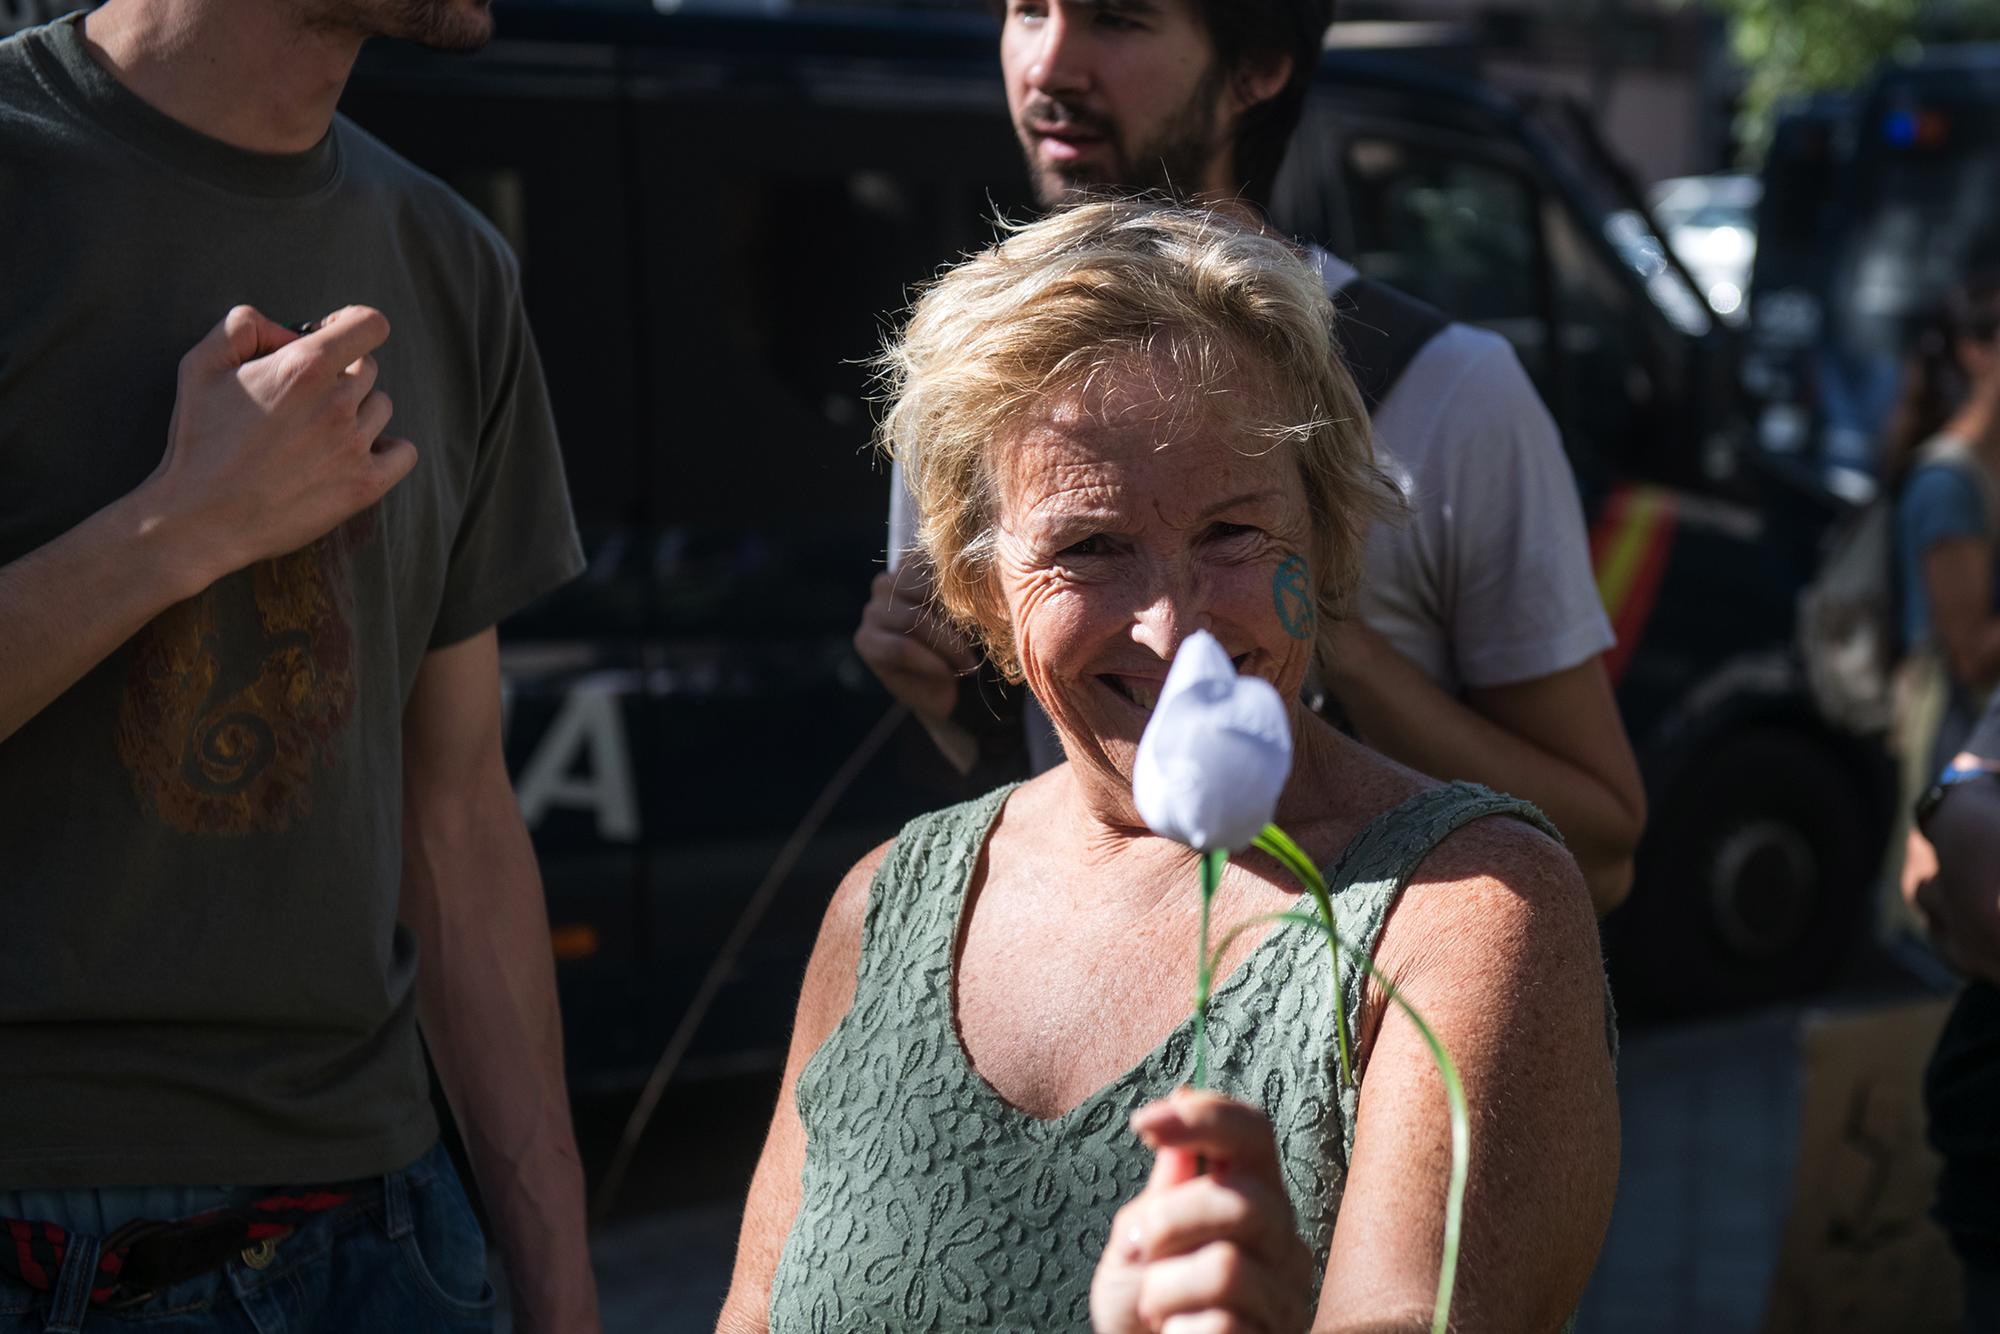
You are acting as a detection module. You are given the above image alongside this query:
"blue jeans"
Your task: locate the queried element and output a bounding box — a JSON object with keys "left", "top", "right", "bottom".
{"left": 0, "top": 1142, "right": 493, "bottom": 1333}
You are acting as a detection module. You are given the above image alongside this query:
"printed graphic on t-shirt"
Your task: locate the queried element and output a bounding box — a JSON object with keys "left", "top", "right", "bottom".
{"left": 115, "top": 512, "right": 373, "bottom": 836}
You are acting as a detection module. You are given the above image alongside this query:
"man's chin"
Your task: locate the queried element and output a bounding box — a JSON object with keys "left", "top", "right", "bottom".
{"left": 381, "top": 0, "right": 494, "bottom": 53}
{"left": 424, "top": 10, "right": 492, "bottom": 53}
{"left": 1031, "top": 165, "right": 1121, "bottom": 211}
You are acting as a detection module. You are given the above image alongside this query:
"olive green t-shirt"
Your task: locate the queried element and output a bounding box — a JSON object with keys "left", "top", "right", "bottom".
{"left": 0, "top": 16, "right": 584, "bottom": 1186}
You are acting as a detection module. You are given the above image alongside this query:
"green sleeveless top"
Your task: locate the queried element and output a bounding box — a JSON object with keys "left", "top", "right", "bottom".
{"left": 768, "top": 781, "right": 1563, "bottom": 1333}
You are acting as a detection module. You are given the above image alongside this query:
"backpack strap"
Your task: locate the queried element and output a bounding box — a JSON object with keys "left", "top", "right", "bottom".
{"left": 1330, "top": 276, "right": 1451, "bottom": 416}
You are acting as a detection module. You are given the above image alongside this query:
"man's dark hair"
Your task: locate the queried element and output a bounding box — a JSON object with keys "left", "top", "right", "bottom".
{"left": 1198, "top": 0, "right": 1336, "bottom": 207}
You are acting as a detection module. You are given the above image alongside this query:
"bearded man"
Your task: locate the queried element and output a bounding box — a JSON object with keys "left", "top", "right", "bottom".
{"left": 857, "top": 0, "right": 1648, "bottom": 914}
{"left": 0, "top": 0, "right": 598, "bottom": 1328}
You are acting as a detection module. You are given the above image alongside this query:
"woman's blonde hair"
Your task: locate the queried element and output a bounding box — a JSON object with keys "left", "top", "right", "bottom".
{"left": 876, "top": 199, "right": 1400, "bottom": 679}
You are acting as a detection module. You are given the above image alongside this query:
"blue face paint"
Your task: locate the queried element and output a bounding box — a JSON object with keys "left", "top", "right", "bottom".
{"left": 1273, "top": 555, "right": 1315, "bottom": 640}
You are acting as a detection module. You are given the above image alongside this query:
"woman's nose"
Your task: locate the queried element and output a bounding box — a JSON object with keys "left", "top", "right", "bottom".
{"left": 1130, "top": 586, "right": 1214, "bottom": 661}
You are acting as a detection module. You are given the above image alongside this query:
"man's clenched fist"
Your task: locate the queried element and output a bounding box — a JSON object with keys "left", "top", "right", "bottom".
{"left": 144, "top": 303, "right": 418, "bottom": 590}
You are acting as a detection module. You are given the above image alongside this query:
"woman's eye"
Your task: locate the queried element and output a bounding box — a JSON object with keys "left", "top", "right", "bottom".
{"left": 1207, "top": 522, "right": 1258, "bottom": 542}
{"left": 1058, "top": 535, "right": 1106, "bottom": 559}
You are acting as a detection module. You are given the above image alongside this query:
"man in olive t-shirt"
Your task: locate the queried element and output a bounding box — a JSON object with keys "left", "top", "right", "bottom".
{"left": 0, "top": 0, "right": 598, "bottom": 1329}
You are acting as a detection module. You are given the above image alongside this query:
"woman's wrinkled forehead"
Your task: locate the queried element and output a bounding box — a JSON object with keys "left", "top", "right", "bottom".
{"left": 991, "top": 363, "right": 1309, "bottom": 536}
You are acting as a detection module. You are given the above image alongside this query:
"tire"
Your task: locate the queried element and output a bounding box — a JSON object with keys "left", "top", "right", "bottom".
{"left": 1607, "top": 727, "right": 1882, "bottom": 1020}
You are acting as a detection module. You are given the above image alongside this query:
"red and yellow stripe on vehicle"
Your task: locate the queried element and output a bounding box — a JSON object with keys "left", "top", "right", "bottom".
{"left": 1591, "top": 484, "right": 1677, "bottom": 684}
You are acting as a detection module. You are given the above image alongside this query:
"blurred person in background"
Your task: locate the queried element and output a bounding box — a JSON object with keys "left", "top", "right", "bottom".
{"left": 1905, "top": 688, "right": 2000, "bottom": 1332}
{"left": 1888, "top": 274, "right": 2000, "bottom": 896}
{"left": 853, "top": 0, "right": 1647, "bottom": 914}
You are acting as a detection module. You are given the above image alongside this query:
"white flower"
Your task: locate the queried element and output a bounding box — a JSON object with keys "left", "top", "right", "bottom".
{"left": 1133, "top": 631, "right": 1294, "bottom": 852}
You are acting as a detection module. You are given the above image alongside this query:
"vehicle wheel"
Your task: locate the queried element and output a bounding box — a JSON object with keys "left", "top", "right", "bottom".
{"left": 1607, "top": 728, "right": 1881, "bottom": 1020}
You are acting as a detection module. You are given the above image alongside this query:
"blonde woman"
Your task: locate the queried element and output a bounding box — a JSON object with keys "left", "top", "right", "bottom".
{"left": 719, "top": 202, "right": 1618, "bottom": 1334}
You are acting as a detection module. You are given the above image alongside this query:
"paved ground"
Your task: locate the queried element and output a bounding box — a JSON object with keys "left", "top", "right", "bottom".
{"left": 587, "top": 1204, "right": 742, "bottom": 1333}
{"left": 1576, "top": 1010, "right": 1803, "bottom": 1333}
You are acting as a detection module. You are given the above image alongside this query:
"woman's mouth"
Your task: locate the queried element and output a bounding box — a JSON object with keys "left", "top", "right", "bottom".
{"left": 1100, "top": 656, "right": 1252, "bottom": 712}
{"left": 1102, "top": 675, "right": 1163, "bottom": 710}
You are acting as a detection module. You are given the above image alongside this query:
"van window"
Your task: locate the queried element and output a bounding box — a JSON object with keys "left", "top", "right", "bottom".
{"left": 628, "top": 89, "right": 1028, "bottom": 634}
{"left": 1544, "top": 200, "right": 1671, "bottom": 470}
{"left": 1338, "top": 134, "right": 1553, "bottom": 391}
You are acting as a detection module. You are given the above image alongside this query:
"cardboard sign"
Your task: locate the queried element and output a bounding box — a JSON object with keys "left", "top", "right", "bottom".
{"left": 1762, "top": 997, "right": 1962, "bottom": 1333}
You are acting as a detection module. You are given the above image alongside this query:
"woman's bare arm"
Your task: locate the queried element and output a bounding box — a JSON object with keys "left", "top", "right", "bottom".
{"left": 713, "top": 842, "right": 888, "bottom": 1334}
{"left": 1315, "top": 817, "right": 1619, "bottom": 1331}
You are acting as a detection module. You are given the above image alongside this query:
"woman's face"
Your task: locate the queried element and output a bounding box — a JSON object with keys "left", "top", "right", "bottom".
{"left": 988, "top": 359, "right": 1321, "bottom": 809}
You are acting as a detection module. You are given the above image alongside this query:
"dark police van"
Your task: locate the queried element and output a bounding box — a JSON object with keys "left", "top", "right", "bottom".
{"left": 1746, "top": 48, "right": 2000, "bottom": 489}
{"left": 0, "top": 1, "right": 1887, "bottom": 1087}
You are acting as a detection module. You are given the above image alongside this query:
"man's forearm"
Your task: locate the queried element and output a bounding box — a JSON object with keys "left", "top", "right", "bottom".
{"left": 0, "top": 488, "right": 212, "bottom": 744}
{"left": 403, "top": 775, "right": 599, "bottom": 1333}
{"left": 1327, "top": 631, "right": 1640, "bottom": 912}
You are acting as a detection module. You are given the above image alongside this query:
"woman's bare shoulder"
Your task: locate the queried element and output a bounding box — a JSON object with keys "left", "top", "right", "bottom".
{"left": 1370, "top": 812, "right": 1605, "bottom": 1051}
{"left": 796, "top": 838, "right": 897, "bottom": 1035}
{"left": 1334, "top": 813, "right": 1618, "bottom": 1327}
{"left": 1398, "top": 812, "right": 1597, "bottom": 961}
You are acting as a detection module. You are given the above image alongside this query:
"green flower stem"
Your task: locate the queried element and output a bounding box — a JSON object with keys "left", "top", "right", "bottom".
{"left": 1206, "top": 907, "right": 1469, "bottom": 1334}
{"left": 1191, "top": 848, "right": 1227, "bottom": 1090}
{"left": 1251, "top": 825, "right": 1354, "bottom": 1090}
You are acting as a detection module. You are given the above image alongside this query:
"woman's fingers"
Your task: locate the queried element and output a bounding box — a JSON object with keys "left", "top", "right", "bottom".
{"left": 1146, "top": 1142, "right": 1204, "bottom": 1194}
{"left": 1091, "top": 1199, "right": 1152, "bottom": 1334}
{"left": 1095, "top": 1094, "right": 1313, "bottom": 1334}
{"left": 1137, "top": 1239, "right": 1300, "bottom": 1334}
{"left": 1131, "top": 1091, "right": 1286, "bottom": 1191}
{"left": 1135, "top": 1174, "right": 1302, "bottom": 1270}
{"left": 1160, "top": 1313, "right": 1259, "bottom": 1334}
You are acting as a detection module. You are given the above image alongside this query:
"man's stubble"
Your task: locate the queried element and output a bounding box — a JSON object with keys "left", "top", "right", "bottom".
{"left": 292, "top": 0, "right": 493, "bottom": 53}
{"left": 1025, "top": 60, "right": 1230, "bottom": 210}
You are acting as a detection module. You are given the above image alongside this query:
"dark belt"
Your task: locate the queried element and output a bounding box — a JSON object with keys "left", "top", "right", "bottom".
{"left": 1, "top": 1184, "right": 366, "bottom": 1310}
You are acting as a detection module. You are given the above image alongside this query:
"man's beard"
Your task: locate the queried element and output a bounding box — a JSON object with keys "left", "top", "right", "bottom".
{"left": 297, "top": 0, "right": 493, "bottom": 52}
{"left": 1021, "top": 64, "right": 1227, "bottom": 210}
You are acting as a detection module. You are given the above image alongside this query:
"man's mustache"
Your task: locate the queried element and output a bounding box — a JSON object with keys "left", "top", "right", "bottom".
{"left": 1020, "top": 97, "right": 1113, "bottom": 139}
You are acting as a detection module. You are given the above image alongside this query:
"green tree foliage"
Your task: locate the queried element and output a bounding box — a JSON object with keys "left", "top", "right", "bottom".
{"left": 1709, "top": 0, "right": 2000, "bottom": 161}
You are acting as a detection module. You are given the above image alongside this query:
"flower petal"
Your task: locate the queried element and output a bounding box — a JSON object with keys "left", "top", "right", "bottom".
{"left": 1134, "top": 631, "right": 1293, "bottom": 851}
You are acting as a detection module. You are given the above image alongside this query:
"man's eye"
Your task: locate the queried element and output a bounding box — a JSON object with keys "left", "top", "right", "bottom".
{"left": 1207, "top": 522, "right": 1258, "bottom": 542}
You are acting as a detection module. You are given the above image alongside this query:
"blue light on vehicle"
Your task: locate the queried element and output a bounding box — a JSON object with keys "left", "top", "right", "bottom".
{"left": 1883, "top": 109, "right": 1951, "bottom": 149}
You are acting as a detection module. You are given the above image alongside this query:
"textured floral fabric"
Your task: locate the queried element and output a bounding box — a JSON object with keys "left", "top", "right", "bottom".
{"left": 768, "top": 782, "right": 1560, "bottom": 1333}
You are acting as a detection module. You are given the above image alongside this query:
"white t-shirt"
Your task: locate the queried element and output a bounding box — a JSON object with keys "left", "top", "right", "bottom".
{"left": 1311, "top": 248, "right": 1614, "bottom": 693}
{"left": 885, "top": 248, "right": 1614, "bottom": 714}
